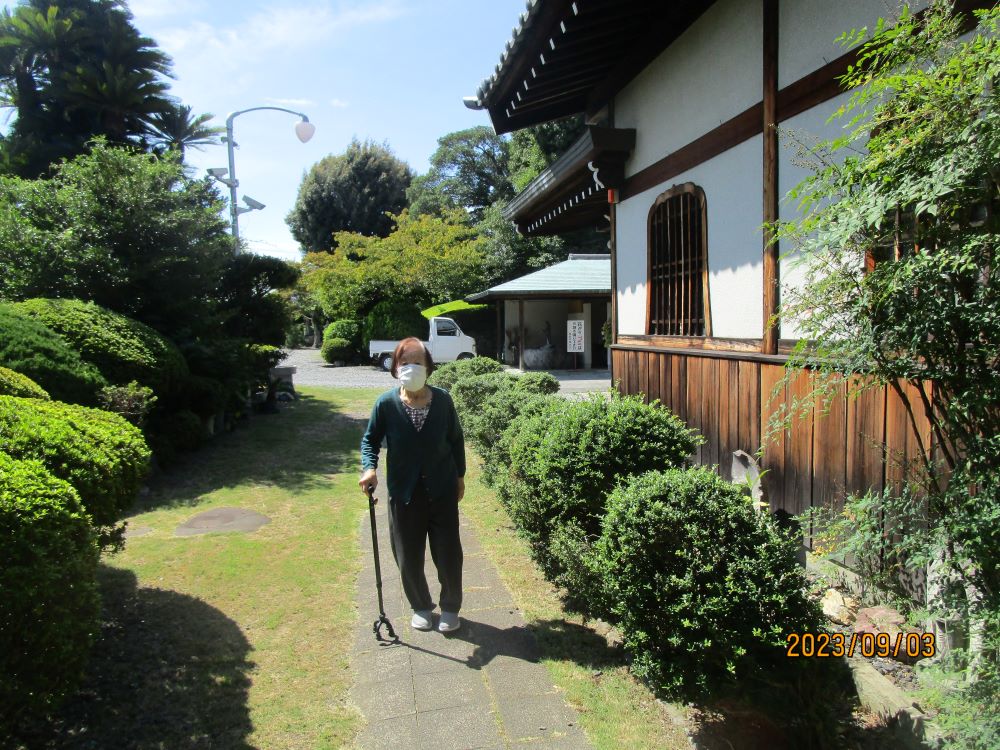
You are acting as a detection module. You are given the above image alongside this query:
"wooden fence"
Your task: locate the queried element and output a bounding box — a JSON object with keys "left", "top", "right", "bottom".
{"left": 610, "top": 346, "right": 933, "bottom": 525}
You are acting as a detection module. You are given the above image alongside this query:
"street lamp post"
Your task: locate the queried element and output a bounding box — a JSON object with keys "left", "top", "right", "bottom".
{"left": 213, "top": 106, "right": 316, "bottom": 253}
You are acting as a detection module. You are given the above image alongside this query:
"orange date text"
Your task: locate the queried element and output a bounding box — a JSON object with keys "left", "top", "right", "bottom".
{"left": 785, "top": 631, "right": 935, "bottom": 659}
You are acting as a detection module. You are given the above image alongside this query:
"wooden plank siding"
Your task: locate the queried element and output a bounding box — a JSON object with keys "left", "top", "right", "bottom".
{"left": 611, "top": 347, "right": 935, "bottom": 546}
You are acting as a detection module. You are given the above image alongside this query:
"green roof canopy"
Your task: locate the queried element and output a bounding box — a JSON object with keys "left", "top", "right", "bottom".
{"left": 467, "top": 254, "right": 610, "bottom": 302}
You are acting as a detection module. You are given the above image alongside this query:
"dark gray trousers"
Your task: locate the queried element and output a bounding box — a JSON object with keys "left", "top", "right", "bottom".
{"left": 387, "top": 483, "right": 463, "bottom": 613}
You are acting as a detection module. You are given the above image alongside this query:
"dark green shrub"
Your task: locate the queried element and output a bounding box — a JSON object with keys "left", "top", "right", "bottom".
{"left": 182, "top": 375, "right": 228, "bottom": 419}
{"left": 0, "top": 365, "right": 49, "bottom": 400}
{"left": 0, "top": 453, "right": 100, "bottom": 729}
{"left": 321, "top": 336, "right": 353, "bottom": 364}
{"left": 497, "top": 391, "right": 700, "bottom": 579}
{"left": 13, "top": 298, "right": 188, "bottom": 397}
{"left": 595, "top": 468, "right": 822, "bottom": 701}
{"left": 427, "top": 355, "right": 504, "bottom": 391}
{"left": 362, "top": 299, "right": 425, "bottom": 345}
{"left": 0, "top": 396, "right": 150, "bottom": 531}
{"left": 0, "top": 304, "right": 106, "bottom": 404}
{"left": 323, "top": 319, "right": 361, "bottom": 347}
{"left": 150, "top": 409, "right": 205, "bottom": 454}
{"left": 98, "top": 381, "right": 157, "bottom": 427}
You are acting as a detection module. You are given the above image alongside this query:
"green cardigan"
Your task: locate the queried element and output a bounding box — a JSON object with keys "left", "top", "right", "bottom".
{"left": 361, "top": 386, "right": 465, "bottom": 503}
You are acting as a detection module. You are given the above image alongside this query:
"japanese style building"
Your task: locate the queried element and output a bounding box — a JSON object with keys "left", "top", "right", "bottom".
{"left": 466, "top": 0, "right": 987, "bottom": 519}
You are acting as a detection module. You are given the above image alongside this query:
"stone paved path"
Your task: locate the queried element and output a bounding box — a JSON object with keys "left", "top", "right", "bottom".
{"left": 350, "top": 476, "right": 592, "bottom": 750}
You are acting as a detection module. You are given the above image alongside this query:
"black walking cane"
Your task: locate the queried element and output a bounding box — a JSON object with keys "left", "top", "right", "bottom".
{"left": 366, "top": 486, "right": 398, "bottom": 642}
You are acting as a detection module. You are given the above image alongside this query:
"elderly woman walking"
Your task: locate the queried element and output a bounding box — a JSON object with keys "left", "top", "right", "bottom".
{"left": 359, "top": 337, "right": 466, "bottom": 633}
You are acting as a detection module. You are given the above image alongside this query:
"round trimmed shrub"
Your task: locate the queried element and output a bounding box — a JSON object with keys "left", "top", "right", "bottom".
{"left": 0, "top": 366, "right": 49, "bottom": 400}
{"left": 13, "top": 298, "right": 188, "bottom": 397}
{"left": 0, "top": 396, "right": 151, "bottom": 529}
{"left": 321, "top": 336, "right": 353, "bottom": 364}
{"left": 323, "top": 319, "right": 361, "bottom": 347}
{"left": 595, "top": 468, "right": 822, "bottom": 700}
{"left": 0, "top": 304, "right": 107, "bottom": 404}
{"left": 0, "top": 453, "right": 100, "bottom": 727}
{"left": 514, "top": 371, "right": 559, "bottom": 395}
{"left": 497, "top": 391, "right": 700, "bottom": 578}
{"left": 427, "top": 356, "right": 504, "bottom": 391}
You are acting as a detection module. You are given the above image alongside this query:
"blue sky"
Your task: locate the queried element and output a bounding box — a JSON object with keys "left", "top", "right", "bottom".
{"left": 124, "top": 0, "right": 525, "bottom": 260}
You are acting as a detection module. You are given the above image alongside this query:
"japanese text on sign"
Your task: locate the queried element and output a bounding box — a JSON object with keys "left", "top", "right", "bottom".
{"left": 567, "top": 320, "right": 585, "bottom": 352}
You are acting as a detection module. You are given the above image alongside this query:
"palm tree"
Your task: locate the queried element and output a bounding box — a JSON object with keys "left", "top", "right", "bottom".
{"left": 60, "top": 12, "right": 173, "bottom": 142}
{"left": 146, "top": 102, "right": 222, "bottom": 157}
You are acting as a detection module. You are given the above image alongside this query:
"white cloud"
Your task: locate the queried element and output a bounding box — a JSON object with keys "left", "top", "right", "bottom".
{"left": 329, "top": 98, "right": 350, "bottom": 108}
{"left": 156, "top": 2, "right": 407, "bottom": 74}
{"left": 129, "top": 0, "right": 199, "bottom": 21}
{"left": 266, "top": 97, "right": 317, "bottom": 108}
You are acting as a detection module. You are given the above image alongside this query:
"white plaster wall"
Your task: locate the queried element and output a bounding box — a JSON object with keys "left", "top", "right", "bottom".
{"left": 776, "top": 91, "right": 856, "bottom": 339}
{"left": 616, "top": 135, "right": 764, "bottom": 339}
{"left": 779, "top": 0, "right": 929, "bottom": 88}
{"left": 614, "top": 0, "right": 762, "bottom": 176}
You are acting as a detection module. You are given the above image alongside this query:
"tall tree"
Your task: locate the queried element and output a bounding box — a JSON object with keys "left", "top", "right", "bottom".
{"left": 286, "top": 139, "right": 412, "bottom": 252}
{"left": 407, "top": 126, "right": 513, "bottom": 221}
{"left": 0, "top": 0, "right": 174, "bottom": 176}
{"left": 508, "top": 115, "right": 586, "bottom": 190}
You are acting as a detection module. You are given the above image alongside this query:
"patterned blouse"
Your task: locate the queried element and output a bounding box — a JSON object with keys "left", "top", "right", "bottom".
{"left": 402, "top": 392, "right": 432, "bottom": 432}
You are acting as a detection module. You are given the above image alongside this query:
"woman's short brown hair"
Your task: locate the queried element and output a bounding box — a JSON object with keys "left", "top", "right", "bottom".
{"left": 390, "top": 337, "right": 435, "bottom": 378}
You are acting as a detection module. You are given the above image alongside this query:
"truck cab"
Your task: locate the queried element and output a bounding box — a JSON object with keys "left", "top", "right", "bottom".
{"left": 368, "top": 316, "right": 477, "bottom": 371}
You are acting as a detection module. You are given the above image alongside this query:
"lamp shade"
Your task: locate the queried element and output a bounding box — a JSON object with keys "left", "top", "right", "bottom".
{"left": 294, "top": 120, "right": 316, "bottom": 143}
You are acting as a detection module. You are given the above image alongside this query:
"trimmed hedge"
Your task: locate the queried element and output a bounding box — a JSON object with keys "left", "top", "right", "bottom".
{"left": 595, "top": 468, "right": 822, "bottom": 701}
{"left": 450, "top": 371, "right": 559, "bottom": 482}
{"left": 496, "top": 391, "right": 700, "bottom": 579}
{"left": 13, "top": 298, "right": 188, "bottom": 397}
{"left": 0, "top": 304, "right": 106, "bottom": 404}
{"left": 321, "top": 336, "right": 352, "bottom": 364}
{"left": 0, "top": 396, "right": 151, "bottom": 530}
{"left": 427, "top": 356, "right": 504, "bottom": 391}
{"left": 0, "top": 453, "right": 100, "bottom": 728}
{"left": 0, "top": 366, "right": 49, "bottom": 400}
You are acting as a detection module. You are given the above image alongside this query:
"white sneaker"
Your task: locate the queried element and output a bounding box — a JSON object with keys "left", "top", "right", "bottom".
{"left": 438, "top": 611, "right": 460, "bottom": 633}
{"left": 411, "top": 610, "right": 433, "bottom": 631}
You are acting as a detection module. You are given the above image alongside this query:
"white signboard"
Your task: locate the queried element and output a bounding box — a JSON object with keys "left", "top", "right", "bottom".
{"left": 567, "top": 320, "right": 585, "bottom": 353}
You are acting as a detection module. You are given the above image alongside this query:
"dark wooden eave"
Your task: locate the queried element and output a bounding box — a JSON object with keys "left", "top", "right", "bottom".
{"left": 467, "top": 0, "right": 716, "bottom": 134}
{"left": 503, "top": 125, "right": 635, "bottom": 236}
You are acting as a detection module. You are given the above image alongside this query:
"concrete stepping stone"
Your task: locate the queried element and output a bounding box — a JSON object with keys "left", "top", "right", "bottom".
{"left": 174, "top": 507, "right": 270, "bottom": 537}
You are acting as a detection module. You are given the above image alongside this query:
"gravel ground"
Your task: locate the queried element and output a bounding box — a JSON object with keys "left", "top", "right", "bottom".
{"left": 281, "top": 348, "right": 395, "bottom": 389}
{"left": 281, "top": 348, "right": 611, "bottom": 395}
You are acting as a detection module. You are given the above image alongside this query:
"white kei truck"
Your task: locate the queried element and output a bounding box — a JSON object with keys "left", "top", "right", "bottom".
{"left": 368, "top": 316, "right": 477, "bottom": 372}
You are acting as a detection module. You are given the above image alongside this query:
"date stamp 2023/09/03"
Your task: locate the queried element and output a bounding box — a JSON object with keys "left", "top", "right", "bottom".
{"left": 786, "top": 631, "right": 936, "bottom": 659}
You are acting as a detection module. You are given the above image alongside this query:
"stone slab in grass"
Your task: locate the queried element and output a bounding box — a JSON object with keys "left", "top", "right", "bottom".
{"left": 175, "top": 507, "right": 271, "bottom": 537}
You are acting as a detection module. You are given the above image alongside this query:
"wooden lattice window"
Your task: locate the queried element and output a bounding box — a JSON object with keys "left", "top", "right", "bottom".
{"left": 646, "top": 183, "right": 711, "bottom": 336}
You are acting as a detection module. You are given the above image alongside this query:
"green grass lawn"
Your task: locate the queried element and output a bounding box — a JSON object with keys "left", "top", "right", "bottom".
{"left": 21, "top": 386, "right": 378, "bottom": 750}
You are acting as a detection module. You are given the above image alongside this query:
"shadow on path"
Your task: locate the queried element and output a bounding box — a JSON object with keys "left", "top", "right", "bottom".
{"left": 137, "top": 392, "right": 366, "bottom": 512}
{"left": 14, "top": 566, "right": 254, "bottom": 750}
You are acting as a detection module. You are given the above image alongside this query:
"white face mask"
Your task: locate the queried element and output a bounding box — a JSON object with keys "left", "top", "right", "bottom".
{"left": 398, "top": 363, "right": 427, "bottom": 392}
